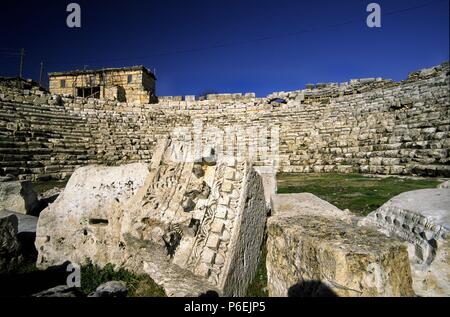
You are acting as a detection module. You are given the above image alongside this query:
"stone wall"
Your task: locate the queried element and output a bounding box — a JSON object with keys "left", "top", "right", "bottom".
{"left": 0, "top": 62, "right": 449, "bottom": 180}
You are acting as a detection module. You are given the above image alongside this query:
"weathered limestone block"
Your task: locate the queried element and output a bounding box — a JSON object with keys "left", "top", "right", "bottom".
{"left": 36, "top": 163, "right": 150, "bottom": 269}
{"left": 0, "top": 180, "right": 39, "bottom": 215}
{"left": 254, "top": 166, "right": 278, "bottom": 209}
{"left": 0, "top": 213, "right": 22, "bottom": 272}
{"left": 270, "top": 193, "right": 353, "bottom": 221}
{"left": 360, "top": 189, "right": 450, "bottom": 296}
{"left": 36, "top": 138, "right": 267, "bottom": 297}
{"left": 267, "top": 194, "right": 415, "bottom": 297}
{"left": 139, "top": 244, "right": 219, "bottom": 297}
{"left": 438, "top": 180, "right": 449, "bottom": 189}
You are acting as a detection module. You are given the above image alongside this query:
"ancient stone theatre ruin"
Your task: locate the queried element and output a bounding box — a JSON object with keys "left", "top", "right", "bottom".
{"left": 0, "top": 61, "right": 449, "bottom": 297}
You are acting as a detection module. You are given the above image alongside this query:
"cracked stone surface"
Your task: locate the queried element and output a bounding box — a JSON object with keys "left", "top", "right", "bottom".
{"left": 267, "top": 194, "right": 415, "bottom": 297}
{"left": 360, "top": 188, "right": 450, "bottom": 296}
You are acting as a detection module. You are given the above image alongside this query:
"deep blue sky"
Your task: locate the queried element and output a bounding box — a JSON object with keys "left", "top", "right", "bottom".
{"left": 0, "top": 0, "right": 448, "bottom": 97}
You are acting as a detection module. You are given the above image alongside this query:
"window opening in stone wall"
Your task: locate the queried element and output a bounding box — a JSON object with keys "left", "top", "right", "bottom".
{"left": 77, "top": 86, "right": 100, "bottom": 98}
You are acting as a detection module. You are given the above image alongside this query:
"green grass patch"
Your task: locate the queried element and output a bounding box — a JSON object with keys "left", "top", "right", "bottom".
{"left": 277, "top": 173, "right": 441, "bottom": 216}
{"left": 246, "top": 246, "right": 268, "bottom": 297}
{"left": 81, "top": 261, "right": 166, "bottom": 297}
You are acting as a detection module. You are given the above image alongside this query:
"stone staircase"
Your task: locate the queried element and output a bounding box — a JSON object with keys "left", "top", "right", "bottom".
{"left": 0, "top": 101, "right": 96, "bottom": 181}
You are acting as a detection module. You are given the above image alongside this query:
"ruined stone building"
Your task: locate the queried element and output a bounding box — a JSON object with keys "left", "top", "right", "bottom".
{"left": 48, "top": 66, "right": 156, "bottom": 104}
{"left": 1, "top": 61, "right": 449, "bottom": 297}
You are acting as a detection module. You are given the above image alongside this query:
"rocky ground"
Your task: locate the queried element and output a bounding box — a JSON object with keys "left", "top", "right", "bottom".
{"left": 1, "top": 173, "right": 448, "bottom": 297}
{"left": 247, "top": 173, "right": 446, "bottom": 296}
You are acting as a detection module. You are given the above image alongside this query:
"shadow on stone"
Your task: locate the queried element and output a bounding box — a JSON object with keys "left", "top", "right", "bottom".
{"left": 198, "top": 290, "right": 219, "bottom": 297}
{"left": 0, "top": 261, "right": 72, "bottom": 297}
{"left": 288, "top": 281, "right": 338, "bottom": 297}
{"left": 17, "top": 231, "right": 38, "bottom": 261}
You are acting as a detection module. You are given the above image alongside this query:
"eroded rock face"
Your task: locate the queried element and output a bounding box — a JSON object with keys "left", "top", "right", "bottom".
{"left": 0, "top": 180, "right": 39, "bottom": 215}
{"left": 36, "top": 138, "right": 267, "bottom": 297}
{"left": 0, "top": 213, "right": 22, "bottom": 272}
{"left": 267, "top": 194, "right": 415, "bottom": 297}
{"left": 360, "top": 189, "right": 450, "bottom": 297}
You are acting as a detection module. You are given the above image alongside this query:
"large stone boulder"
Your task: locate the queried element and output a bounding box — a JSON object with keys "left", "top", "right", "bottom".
{"left": 267, "top": 194, "right": 415, "bottom": 297}
{"left": 0, "top": 180, "right": 39, "bottom": 215}
{"left": 360, "top": 188, "right": 450, "bottom": 297}
{"left": 270, "top": 193, "right": 353, "bottom": 220}
{"left": 0, "top": 213, "right": 22, "bottom": 272}
{"left": 36, "top": 138, "right": 268, "bottom": 297}
{"left": 36, "top": 163, "right": 151, "bottom": 269}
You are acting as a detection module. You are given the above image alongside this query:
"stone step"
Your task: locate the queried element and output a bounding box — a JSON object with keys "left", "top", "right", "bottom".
{"left": 0, "top": 102, "right": 68, "bottom": 114}
{"left": 0, "top": 161, "right": 31, "bottom": 168}
{"left": 0, "top": 110, "right": 87, "bottom": 124}
{"left": 0, "top": 106, "right": 74, "bottom": 114}
{"left": 0, "top": 148, "right": 53, "bottom": 154}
